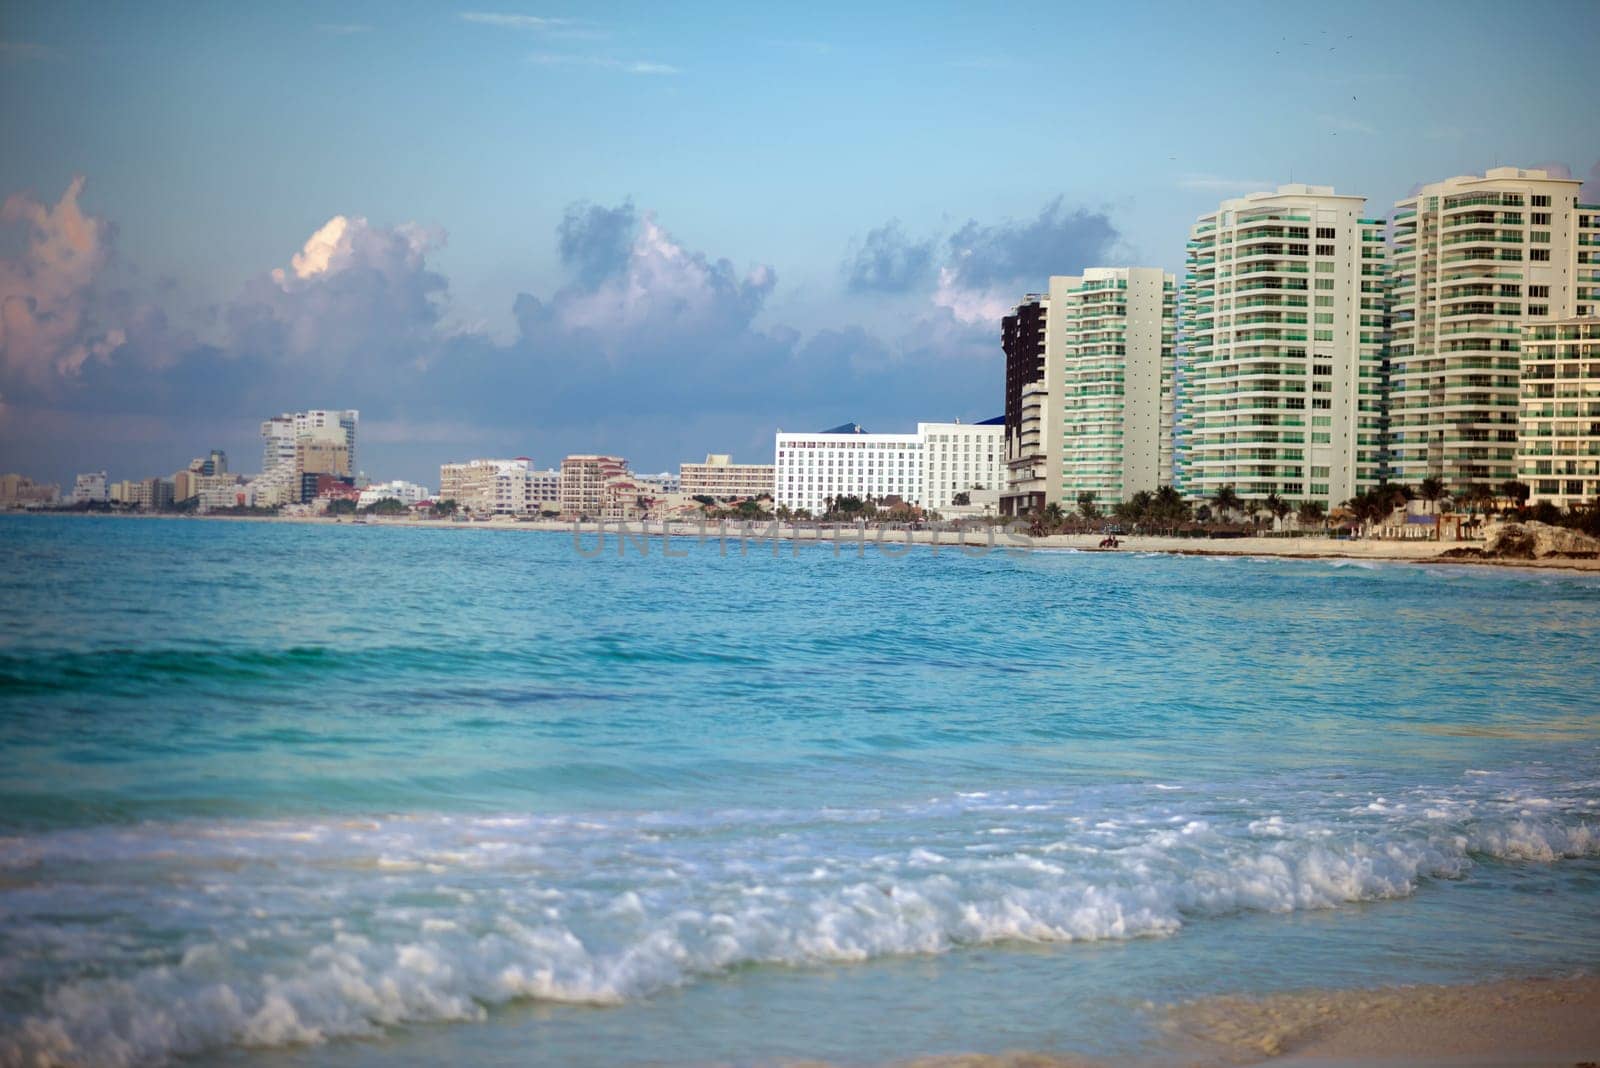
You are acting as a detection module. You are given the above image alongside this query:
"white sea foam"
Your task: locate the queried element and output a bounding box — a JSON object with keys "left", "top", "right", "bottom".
{"left": 1, "top": 770, "right": 1597, "bottom": 1067}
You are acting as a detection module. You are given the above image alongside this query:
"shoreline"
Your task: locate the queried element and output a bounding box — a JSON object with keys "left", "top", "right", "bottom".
{"left": 1160, "top": 973, "right": 1600, "bottom": 1066}
{"left": 15, "top": 510, "right": 1600, "bottom": 573}
{"left": 872, "top": 975, "right": 1600, "bottom": 1068}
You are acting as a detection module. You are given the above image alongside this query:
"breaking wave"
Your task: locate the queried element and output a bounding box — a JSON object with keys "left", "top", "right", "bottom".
{"left": 2, "top": 766, "right": 1596, "bottom": 1066}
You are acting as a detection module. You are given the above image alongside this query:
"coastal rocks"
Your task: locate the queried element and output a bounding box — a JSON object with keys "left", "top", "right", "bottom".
{"left": 1475, "top": 521, "right": 1600, "bottom": 560}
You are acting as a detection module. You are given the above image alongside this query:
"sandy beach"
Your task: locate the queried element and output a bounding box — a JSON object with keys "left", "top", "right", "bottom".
{"left": 1164, "top": 974, "right": 1600, "bottom": 1066}
{"left": 71, "top": 511, "right": 1600, "bottom": 573}
{"left": 847, "top": 976, "right": 1600, "bottom": 1067}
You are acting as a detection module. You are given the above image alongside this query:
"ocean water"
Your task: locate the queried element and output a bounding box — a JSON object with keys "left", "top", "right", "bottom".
{"left": 1, "top": 515, "right": 1598, "bottom": 1067}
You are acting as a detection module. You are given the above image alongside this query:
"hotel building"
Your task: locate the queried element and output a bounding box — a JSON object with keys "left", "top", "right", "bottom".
{"left": 439, "top": 458, "right": 558, "bottom": 515}
{"left": 560, "top": 455, "right": 629, "bottom": 518}
{"left": 774, "top": 425, "right": 922, "bottom": 515}
{"left": 1181, "top": 184, "right": 1387, "bottom": 508}
{"left": 1389, "top": 167, "right": 1595, "bottom": 489}
{"left": 680, "top": 455, "right": 775, "bottom": 500}
{"left": 1057, "top": 268, "right": 1177, "bottom": 507}
{"left": 0, "top": 474, "right": 58, "bottom": 508}
{"left": 71, "top": 471, "right": 108, "bottom": 504}
{"left": 918, "top": 421, "right": 1005, "bottom": 511}
{"left": 356, "top": 480, "right": 434, "bottom": 509}
{"left": 1518, "top": 316, "right": 1600, "bottom": 507}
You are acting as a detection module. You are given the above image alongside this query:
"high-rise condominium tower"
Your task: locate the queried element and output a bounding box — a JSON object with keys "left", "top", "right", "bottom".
{"left": 1182, "top": 184, "right": 1386, "bottom": 508}
{"left": 1000, "top": 287, "right": 1055, "bottom": 517}
{"left": 1057, "top": 268, "right": 1176, "bottom": 507}
{"left": 1388, "top": 167, "right": 1597, "bottom": 490}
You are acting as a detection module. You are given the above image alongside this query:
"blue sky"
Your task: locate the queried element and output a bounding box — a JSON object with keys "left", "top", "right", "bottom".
{"left": 2, "top": 0, "right": 1597, "bottom": 486}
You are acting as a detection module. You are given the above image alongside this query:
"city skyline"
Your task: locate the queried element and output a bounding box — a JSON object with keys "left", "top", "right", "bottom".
{"left": 2, "top": 1, "right": 1598, "bottom": 488}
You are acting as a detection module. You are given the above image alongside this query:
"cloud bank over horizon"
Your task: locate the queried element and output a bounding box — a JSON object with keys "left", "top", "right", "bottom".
{"left": 0, "top": 180, "right": 1024, "bottom": 486}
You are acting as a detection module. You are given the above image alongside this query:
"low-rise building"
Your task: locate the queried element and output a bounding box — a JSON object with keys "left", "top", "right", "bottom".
{"left": 356, "top": 480, "right": 433, "bottom": 509}
{"left": 1518, "top": 316, "right": 1600, "bottom": 507}
{"left": 679, "top": 454, "right": 775, "bottom": 500}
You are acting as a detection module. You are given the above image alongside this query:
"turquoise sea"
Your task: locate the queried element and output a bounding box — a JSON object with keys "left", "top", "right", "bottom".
{"left": 1, "top": 515, "right": 1598, "bottom": 1066}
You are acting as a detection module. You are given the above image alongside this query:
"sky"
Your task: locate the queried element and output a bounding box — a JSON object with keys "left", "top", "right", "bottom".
{"left": 2, "top": 0, "right": 1597, "bottom": 487}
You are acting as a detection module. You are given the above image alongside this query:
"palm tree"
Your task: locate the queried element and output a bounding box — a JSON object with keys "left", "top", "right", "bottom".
{"left": 1265, "top": 491, "right": 1292, "bottom": 531}
{"left": 1498, "top": 479, "right": 1530, "bottom": 515}
{"left": 1152, "top": 485, "right": 1191, "bottom": 528}
{"left": 1418, "top": 477, "right": 1446, "bottom": 513}
{"left": 1076, "top": 491, "right": 1100, "bottom": 521}
{"left": 1296, "top": 500, "right": 1326, "bottom": 529}
{"left": 1213, "top": 485, "right": 1242, "bottom": 523}
{"left": 1041, "top": 501, "right": 1066, "bottom": 532}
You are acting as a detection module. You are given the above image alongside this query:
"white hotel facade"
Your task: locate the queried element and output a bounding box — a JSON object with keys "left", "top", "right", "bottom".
{"left": 774, "top": 421, "right": 1003, "bottom": 515}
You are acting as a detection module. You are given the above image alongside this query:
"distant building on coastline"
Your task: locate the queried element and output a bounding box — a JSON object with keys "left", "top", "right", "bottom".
{"left": 439, "top": 457, "right": 558, "bottom": 515}
{"left": 774, "top": 419, "right": 1001, "bottom": 516}
{"left": 918, "top": 420, "right": 1004, "bottom": 512}
{"left": 356, "top": 480, "right": 433, "bottom": 509}
{"left": 1518, "top": 316, "right": 1600, "bottom": 507}
{"left": 679, "top": 454, "right": 775, "bottom": 500}
{"left": 1000, "top": 288, "right": 1054, "bottom": 517}
{"left": 255, "top": 409, "right": 359, "bottom": 506}
{"left": 0, "top": 474, "right": 58, "bottom": 509}
{"left": 71, "top": 472, "right": 108, "bottom": 505}
{"left": 560, "top": 455, "right": 629, "bottom": 518}
{"left": 775, "top": 424, "right": 920, "bottom": 515}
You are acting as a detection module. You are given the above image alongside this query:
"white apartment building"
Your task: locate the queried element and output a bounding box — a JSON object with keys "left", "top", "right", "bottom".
{"left": 356, "top": 480, "right": 433, "bottom": 509}
{"left": 917, "top": 421, "right": 1004, "bottom": 511}
{"left": 1181, "top": 184, "right": 1387, "bottom": 508}
{"left": 1518, "top": 316, "right": 1600, "bottom": 507}
{"left": 1390, "top": 167, "right": 1596, "bottom": 489}
{"left": 439, "top": 458, "right": 557, "bottom": 515}
{"left": 71, "top": 471, "right": 108, "bottom": 504}
{"left": 775, "top": 427, "right": 922, "bottom": 514}
{"left": 679, "top": 454, "right": 775, "bottom": 499}
{"left": 1056, "top": 268, "right": 1177, "bottom": 507}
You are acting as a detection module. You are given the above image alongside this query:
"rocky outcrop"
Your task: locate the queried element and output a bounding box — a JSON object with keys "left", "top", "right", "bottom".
{"left": 1480, "top": 521, "right": 1600, "bottom": 559}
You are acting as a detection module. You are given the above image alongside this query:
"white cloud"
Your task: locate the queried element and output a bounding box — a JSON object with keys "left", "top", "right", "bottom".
{"left": 528, "top": 52, "right": 679, "bottom": 75}
{"left": 460, "top": 12, "right": 575, "bottom": 29}
{"left": 932, "top": 267, "right": 1014, "bottom": 327}
{"left": 0, "top": 176, "right": 124, "bottom": 380}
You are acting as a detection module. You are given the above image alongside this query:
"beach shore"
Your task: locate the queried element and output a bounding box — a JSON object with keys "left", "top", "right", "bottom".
{"left": 851, "top": 975, "right": 1600, "bottom": 1067}
{"left": 1162, "top": 973, "right": 1600, "bottom": 1066}
{"left": 54, "top": 511, "right": 1600, "bottom": 573}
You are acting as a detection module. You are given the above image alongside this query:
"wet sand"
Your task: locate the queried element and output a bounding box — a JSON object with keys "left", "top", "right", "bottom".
{"left": 1163, "top": 974, "right": 1600, "bottom": 1065}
